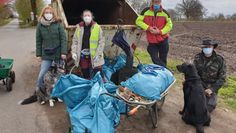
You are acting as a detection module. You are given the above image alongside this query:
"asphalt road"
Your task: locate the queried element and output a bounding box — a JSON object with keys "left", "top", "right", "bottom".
{"left": 0, "top": 19, "right": 68, "bottom": 133}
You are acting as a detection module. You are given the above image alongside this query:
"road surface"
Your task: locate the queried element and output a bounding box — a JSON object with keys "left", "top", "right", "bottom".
{"left": 0, "top": 19, "right": 69, "bottom": 133}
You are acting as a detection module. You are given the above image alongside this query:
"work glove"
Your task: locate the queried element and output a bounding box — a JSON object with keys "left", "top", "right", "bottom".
{"left": 72, "top": 53, "right": 77, "bottom": 61}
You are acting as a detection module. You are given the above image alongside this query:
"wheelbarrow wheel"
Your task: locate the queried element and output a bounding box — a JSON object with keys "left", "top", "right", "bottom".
{"left": 10, "top": 71, "right": 15, "bottom": 83}
{"left": 6, "top": 77, "right": 13, "bottom": 92}
{"left": 149, "top": 102, "right": 158, "bottom": 128}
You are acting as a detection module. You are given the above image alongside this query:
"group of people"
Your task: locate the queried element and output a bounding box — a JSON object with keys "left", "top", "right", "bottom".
{"left": 25, "top": 0, "right": 226, "bottom": 114}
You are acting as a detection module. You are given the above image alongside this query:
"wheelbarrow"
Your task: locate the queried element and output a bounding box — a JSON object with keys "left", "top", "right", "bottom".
{"left": 103, "top": 79, "right": 176, "bottom": 128}
{"left": 0, "top": 57, "right": 15, "bottom": 91}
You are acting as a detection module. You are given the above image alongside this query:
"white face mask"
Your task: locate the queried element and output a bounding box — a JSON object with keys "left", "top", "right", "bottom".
{"left": 203, "top": 47, "right": 213, "bottom": 56}
{"left": 44, "top": 13, "right": 53, "bottom": 21}
{"left": 83, "top": 16, "right": 92, "bottom": 24}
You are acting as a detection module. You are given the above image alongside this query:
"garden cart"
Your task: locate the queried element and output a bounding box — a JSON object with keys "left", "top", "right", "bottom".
{"left": 0, "top": 57, "right": 15, "bottom": 91}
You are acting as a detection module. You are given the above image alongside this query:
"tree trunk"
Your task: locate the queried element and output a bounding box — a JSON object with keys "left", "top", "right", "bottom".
{"left": 31, "top": 0, "right": 37, "bottom": 25}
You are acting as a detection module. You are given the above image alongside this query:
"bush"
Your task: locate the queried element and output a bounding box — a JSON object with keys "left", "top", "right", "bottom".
{"left": 15, "top": 0, "right": 45, "bottom": 24}
{"left": 219, "top": 76, "right": 236, "bottom": 110}
{"left": 0, "top": 4, "right": 11, "bottom": 19}
{"left": 15, "top": 0, "right": 32, "bottom": 23}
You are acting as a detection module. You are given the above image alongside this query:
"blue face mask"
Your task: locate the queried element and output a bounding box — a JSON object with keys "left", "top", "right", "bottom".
{"left": 203, "top": 47, "right": 213, "bottom": 55}
{"left": 153, "top": 4, "right": 161, "bottom": 11}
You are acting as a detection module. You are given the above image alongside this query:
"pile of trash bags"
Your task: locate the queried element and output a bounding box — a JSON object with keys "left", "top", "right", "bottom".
{"left": 51, "top": 54, "right": 175, "bottom": 133}
{"left": 52, "top": 73, "right": 126, "bottom": 133}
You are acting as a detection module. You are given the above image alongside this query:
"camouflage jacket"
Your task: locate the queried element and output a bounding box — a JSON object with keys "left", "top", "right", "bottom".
{"left": 193, "top": 51, "right": 226, "bottom": 94}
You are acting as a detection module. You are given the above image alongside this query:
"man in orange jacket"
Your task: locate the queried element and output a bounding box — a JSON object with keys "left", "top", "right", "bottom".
{"left": 136, "top": 0, "right": 173, "bottom": 67}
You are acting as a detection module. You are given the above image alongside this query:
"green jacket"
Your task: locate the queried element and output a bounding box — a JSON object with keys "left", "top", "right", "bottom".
{"left": 36, "top": 22, "right": 67, "bottom": 60}
{"left": 194, "top": 51, "right": 226, "bottom": 93}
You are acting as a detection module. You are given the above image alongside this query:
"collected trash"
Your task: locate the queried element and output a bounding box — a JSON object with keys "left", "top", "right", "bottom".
{"left": 103, "top": 54, "right": 127, "bottom": 80}
{"left": 121, "top": 64, "right": 175, "bottom": 100}
{"left": 51, "top": 73, "right": 126, "bottom": 133}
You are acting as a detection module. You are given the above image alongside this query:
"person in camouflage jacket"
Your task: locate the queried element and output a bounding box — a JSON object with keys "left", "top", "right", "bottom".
{"left": 194, "top": 39, "right": 226, "bottom": 112}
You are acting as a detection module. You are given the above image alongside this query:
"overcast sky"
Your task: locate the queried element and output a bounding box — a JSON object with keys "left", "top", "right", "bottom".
{"left": 161, "top": 0, "right": 236, "bottom": 16}
{"left": 44, "top": 0, "right": 236, "bottom": 16}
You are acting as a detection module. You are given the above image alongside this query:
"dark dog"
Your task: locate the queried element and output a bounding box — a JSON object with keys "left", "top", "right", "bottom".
{"left": 177, "top": 63, "right": 211, "bottom": 133}
{"left": 19, "top": 65, "right": 64, "bottom": 106}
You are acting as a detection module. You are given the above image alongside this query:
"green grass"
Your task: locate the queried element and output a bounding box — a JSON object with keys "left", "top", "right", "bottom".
{"left": 219, "top": 76, "right": 236, "bottom": 111}
{"left": 134, "top": 49, "right": 182, "bottom": 72}
{"left": 134, "top": 48, "right": 236, "bottom": 111}
{"left": 19, "top": 21, "right": 35, "bottom": 28}
{"left": 0, "top": 18, "right": 12, "bottom": 26}
{"left": 134, "top": 48, "right": 183, "bottom": 86}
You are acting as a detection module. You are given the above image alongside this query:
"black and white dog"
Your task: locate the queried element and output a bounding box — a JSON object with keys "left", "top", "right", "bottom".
{"left": 37, "top": 65, "right": 64, "bottom": 106}
{"left": 19, "top": 63, "right": 64, "bottom": 106}
{"left": 177, "top": 63, "right": 211, "bottom": 133}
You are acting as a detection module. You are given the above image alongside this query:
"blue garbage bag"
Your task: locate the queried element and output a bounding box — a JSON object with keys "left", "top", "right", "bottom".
{"left": 121, "top": 64, "right": 175, "bottom": 100}
{"left": 68, "top": 74, "right": 123, "bottom": 133}
{"left": 51, "top": 74, "right": 92, "bottom": 109}
{"left": 103, "top": 54, "right": 126, "bottom": 80}
{"left": 52, "top": 73, "right": 126, "bottom": 133}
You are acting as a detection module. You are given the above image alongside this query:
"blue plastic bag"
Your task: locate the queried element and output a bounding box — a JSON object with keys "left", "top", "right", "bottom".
{"left": 121, "top": 64, "right": 175, "bottom": 100}
{"left": 51, "top": 74, "right": 92, "bottom": 109}
{"left": 68, "top": 74, "right": 122, "bottom": 133}
{"left": 52, "top": 73, "right": 126, "bottom": 133}
{"left": 103, "top": 54, "right": 126, "bottom": 80}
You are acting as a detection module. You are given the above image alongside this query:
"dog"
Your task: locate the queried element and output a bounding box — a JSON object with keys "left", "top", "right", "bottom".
{"left": 177, "top": 63, "right": 211, "bottom": 133}
{"left": 19, "top": 64, "right": 64, "bottom": 106}
{"left": 38, "top": 65, "right": 64, "bottom": 106}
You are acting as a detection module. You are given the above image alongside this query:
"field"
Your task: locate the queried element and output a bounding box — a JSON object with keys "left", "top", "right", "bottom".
{"left": 169, "top": 21, "right": 236, "bottom": 74}
{"left": 118, "top": 21, "right": 236, "bottom": 133}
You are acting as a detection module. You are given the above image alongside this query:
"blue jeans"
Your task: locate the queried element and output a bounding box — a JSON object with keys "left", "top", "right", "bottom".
{"left": 36, "top": 60, "right": 63, "bottom": 89}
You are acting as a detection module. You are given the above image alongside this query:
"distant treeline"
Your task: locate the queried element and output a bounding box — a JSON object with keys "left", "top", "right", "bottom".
{"left": 127, "top": 0, "right": 236, "bottom": 21}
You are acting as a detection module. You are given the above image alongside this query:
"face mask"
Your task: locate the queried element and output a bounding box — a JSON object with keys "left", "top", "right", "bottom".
{"left": 83, "top": 16, "right": 92, "bottom": 24}
{"left": 153, "top": 4, "right": 161, "bottom": 11}
{"left": 203, "top": 47, "right": 213, "bottom": 56}
{"left": 44, "top": 13, "right": 53, "bottom": 21}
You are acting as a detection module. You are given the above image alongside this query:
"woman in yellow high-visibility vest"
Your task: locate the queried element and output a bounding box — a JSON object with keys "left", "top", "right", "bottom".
{"left": 71, "top": 10, "right": 105, "bottom": 79}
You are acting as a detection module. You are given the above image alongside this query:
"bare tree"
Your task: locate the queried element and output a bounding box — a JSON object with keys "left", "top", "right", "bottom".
{"left": 176, "top": 0, "right": 206, "bottom": 20}
{"left": 231, "top": 13, "right": 236, "bottom": 21}
{"left": 127, "top": 0, "right": 150, "bottom": 14}
{"left": 217, "top": 13, "right": 225, "bottom": 21}
{"left": 139, "top": 1, "right": 150, "bottom": 13}
{"left": 30, "top": 0, "right": 37, "bottom": 25}
{"left": 167, "top": 9, "right": 180, "bottom": 21}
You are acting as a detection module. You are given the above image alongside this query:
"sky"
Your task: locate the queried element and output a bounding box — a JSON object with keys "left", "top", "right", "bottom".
{"left": 43, "top": 0, "right": 236, "bottom": 16}
{"left": 161, "top": 0, "right": 236, "bottom": 16}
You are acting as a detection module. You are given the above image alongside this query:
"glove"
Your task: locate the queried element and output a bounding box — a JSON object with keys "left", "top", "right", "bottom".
{"left": 72, "top": 53, "right": 77, "bottom": 61}
{"left": 61, "top": 54, "right": 67, "bottom": 60}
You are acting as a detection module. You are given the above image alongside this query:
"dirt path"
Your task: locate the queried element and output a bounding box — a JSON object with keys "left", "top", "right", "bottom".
{"left": 117, "top": 85, "right": 236, "bottom": 133}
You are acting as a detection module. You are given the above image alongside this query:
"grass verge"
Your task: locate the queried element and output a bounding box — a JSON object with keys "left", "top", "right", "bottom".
{"left": 0, "top": 18, "right": 12, "bottom": 26}
{"left": 19, "top": 21, "right": 35, "bottom": 28}
{"left": 219, "top": 76, "right": 236, "bottom": 111}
